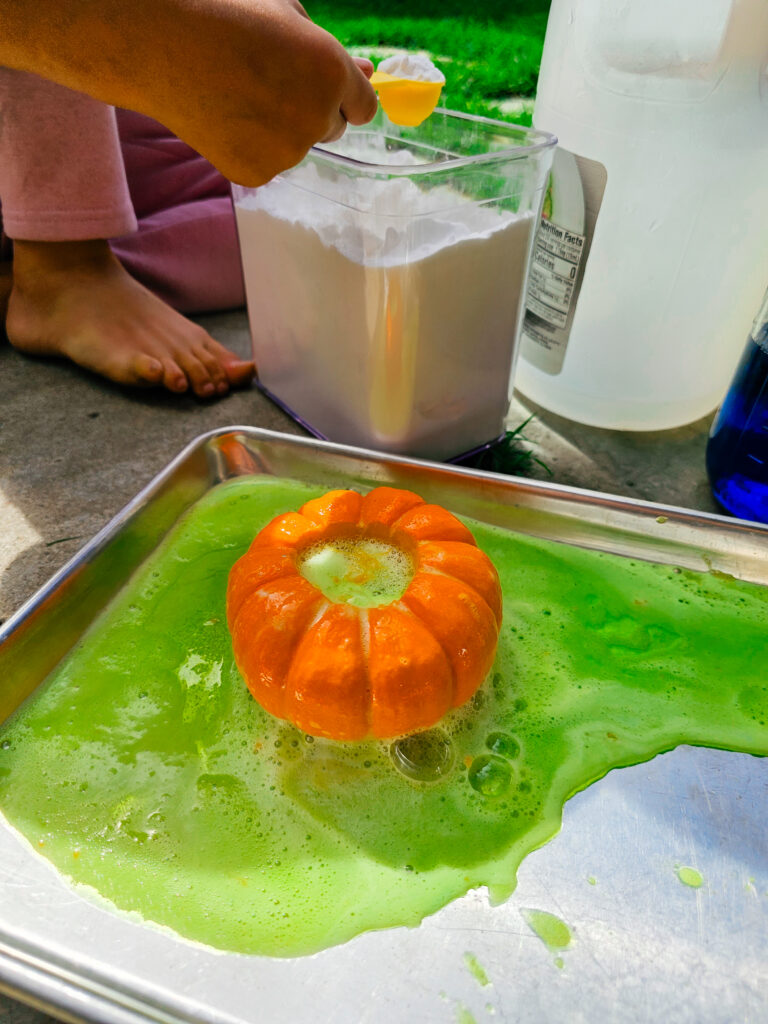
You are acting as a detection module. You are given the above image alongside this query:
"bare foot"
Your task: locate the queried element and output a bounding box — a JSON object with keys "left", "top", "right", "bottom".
{"left": 6, "top": 239, "right": 254, "bottom": 397}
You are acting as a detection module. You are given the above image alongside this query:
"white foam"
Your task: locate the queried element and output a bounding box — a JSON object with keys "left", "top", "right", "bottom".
{"left": 297, "top": 538, "right": 414, "bottom": 608}
{"left": 235, "top": 158, "right": 524, "bottom": 268}
{"left": 378, "top": 53, "right": 445, "bottom": 84}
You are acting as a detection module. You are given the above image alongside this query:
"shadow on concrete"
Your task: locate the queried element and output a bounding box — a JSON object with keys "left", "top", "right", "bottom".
{"left": 0, "top": 310, "right": 301, "bottom": 623}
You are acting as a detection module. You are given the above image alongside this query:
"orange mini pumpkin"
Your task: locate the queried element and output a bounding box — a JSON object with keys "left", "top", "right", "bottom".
{"left": 226, "top": 486, "right": 502, "bottom": 741}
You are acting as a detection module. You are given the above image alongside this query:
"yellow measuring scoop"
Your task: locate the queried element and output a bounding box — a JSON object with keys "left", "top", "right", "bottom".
{"left": 370, "top": 70, "right": 444, "bottom": 127}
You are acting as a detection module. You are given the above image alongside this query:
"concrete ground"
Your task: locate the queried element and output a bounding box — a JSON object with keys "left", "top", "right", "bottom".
{"left": 0, "top": 307, "right": 723, "bottom": 626}
{"left": 0, "top": 307, "right": 724, "bottom": 1023}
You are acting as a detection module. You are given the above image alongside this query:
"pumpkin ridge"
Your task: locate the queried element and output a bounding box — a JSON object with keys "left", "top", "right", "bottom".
{"left": 229, "top": 561, "right": 300, "bottom": 614}
{"left": 359, "top": 487, "right": 426, "bottom": 530}
{"left": 251, "top": 511, "right": 319, "bottom": 550}
{"left": 284, "top": 602, "right": 368, "bottom": 739}
{"left": 299, "top": 489, "right": 363, "bottom": 529}
{"left": 230, "top": 577, "right": 325, "bottom": 722}
{"left": 280, "top": 596, "right": 333, "bottom": 722}
{"left": 387, "top": 500, "right": 427, "bottom": 532}
{"left": 225, "top": 548, "right": 301, "bottom": 626}
{"left": 392, "top": 599, "right": 457, "bottom": 710}
{"left": 303, "top": 598, "right": 333, "bottom": 633}
{"left": 413, "top": 563, "right": 497, "bottom": 626}
{"left": 391, "top": 505, "right": 477, "bottom": 546}
{"left": 359, "top": 607, "right": 373, "bottom": 734}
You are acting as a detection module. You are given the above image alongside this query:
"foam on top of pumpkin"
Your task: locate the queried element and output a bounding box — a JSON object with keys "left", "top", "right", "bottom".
{"left": 296, "top": 536, "right": 414, "bottom": 608}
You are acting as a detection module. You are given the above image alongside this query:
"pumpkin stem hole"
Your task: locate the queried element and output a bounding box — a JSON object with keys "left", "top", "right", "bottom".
{"left": 297, "top": 537, "right": 414, "bottom": 608}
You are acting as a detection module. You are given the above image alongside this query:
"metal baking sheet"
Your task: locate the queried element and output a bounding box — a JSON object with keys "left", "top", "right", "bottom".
{"left": 0, "top": 426, "right": 766, "bottom": 1024}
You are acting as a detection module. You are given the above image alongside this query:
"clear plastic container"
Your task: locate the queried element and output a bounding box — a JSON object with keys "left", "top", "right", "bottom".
{"left": 515, "top": 0, "right": 768, "bottom": 431}
{"left": 232, "top": 108, "right": 555, "bottom": 461}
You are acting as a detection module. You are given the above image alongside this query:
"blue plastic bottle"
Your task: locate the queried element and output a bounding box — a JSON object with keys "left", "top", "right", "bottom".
{"left": 706, "top": 287, "right": 768, "bottom": 524}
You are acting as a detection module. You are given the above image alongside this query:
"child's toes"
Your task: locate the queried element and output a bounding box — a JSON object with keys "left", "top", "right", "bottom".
{"left": 223, "top": 358, "right": 256, "bottom": 388}
{"left": 205, "top": 338, "right": 255, "bottom": 388}
{"left": 178, "top": 352, "right": 220, "bottom": 398}
{"left": 133, "top": 353, "right": 165, "bottom": 385}
{"left": 161, "top": 359, "right": 189, "bottom": 393}
{"left": 194, "top": 342, "right": 231, "bottom": 395}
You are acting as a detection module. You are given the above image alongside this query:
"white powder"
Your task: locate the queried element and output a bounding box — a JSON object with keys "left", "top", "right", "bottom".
{"left": 235, "top": 163, "right": 533, "bottom": 460}
{"left": 377, "top": 53, "right": 445, "bottom": 83}
{"left": 238, "top": 158, "right": 522, "bottom": 266}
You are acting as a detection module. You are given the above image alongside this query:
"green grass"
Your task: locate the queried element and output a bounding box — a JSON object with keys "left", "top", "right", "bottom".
{"left": 307, "top": 1, "right": 550, "bottom": 125}
{"left": 458, "top": 417, "right": 552, "bottom": 476}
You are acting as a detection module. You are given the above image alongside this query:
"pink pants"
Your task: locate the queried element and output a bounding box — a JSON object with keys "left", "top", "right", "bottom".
{"left": 0, "top": 69, "right": 245, "bottom": 314}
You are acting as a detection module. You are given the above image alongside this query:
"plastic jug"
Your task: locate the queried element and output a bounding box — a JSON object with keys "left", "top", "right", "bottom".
{"left": 514, "top": 0, "right": 768, "bottom": 431}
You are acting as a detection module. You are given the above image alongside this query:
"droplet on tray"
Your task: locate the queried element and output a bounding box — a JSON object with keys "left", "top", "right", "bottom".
{"left": 521, "top": 908, "right": 573, "bottom": 954}
{"left": 485, "top": 731, "right": 520, "bottom": 760}
{"left": 468, "top": 754, "right": 512, "bottom": 796}
{"left": 391, "top": 729, "right": 454, "bottom": 782}
{"left": 676, "top": 865, "right": 704, "bottom": 888}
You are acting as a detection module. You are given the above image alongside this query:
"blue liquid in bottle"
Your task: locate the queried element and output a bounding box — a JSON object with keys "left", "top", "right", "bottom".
{"left": 706, "top": 288, "right": 768, "bottom": 524}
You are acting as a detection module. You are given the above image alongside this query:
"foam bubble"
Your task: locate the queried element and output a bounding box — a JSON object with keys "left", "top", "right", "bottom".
{"left": 378, "top": 53, "right": 445, "bottom": 84}
{"left": 390, "top": 729, "right": 454, "bottom": 782}
{"left": 297, "top": 537, "right": 414, "bottom": 608}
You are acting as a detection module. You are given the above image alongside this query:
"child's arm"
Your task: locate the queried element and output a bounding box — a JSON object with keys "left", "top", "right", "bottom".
{"left": 1, "top": 0, "right": 376, "bottom": 186}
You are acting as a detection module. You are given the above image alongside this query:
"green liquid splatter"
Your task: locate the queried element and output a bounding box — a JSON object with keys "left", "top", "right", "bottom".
{"left": 676, "top": 866, "right": 704, "bottom": 888}
{"left": 522, "top": 909, "right": 573, "bottom": 952}
{"left": 463, "top": 951, "right": 491, "bottom": 987}
{"left": 0, "top": 476, "right": 765, "bottom": 957}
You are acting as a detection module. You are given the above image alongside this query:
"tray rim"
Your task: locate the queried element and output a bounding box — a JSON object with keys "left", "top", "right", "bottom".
{"left": 0, "top": 424, "right": 767, "bottom": 1024}
{"left": 2, "top": 424, "right": 767, "bottom": 647}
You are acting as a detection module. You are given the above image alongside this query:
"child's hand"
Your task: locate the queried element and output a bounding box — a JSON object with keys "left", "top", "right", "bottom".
{"left": 157, "top": 0, "right": 378, "bottom": 185}
{"left": 2, "top": 0, "right": 378, "bottom": 186}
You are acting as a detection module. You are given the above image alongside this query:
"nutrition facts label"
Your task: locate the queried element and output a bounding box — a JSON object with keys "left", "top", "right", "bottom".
{"left": 526, "top": 219, "right": 585, "bottom": 330}
{"left": 519, "top": 148, "right": 607, "bottom": 377}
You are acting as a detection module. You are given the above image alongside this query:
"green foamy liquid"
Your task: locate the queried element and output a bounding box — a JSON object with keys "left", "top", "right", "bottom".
{"left": 297, "top": 536, "right": 413, "bottom": 607}
{"left": 0, "top": 476, "right": 765, "bottom": 957}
